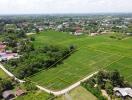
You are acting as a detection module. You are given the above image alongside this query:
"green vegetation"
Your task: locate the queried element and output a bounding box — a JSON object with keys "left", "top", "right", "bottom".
{"left": 82, "top": 70, "right": 131, "bottom": 99}
{"left": 97, "top": 70, "right": 127, "bottom": 88}
{"left": 82, "top": 83, "right": 106, "bottom": 100}
{"left": 109, "top": 32, "right": 128, "bottom": 40}
{"left": 55, "top": 86, "right": 97, "bottom": 100}
{"left": 28, "top": 30, "right": 132, "bottom": 90}
{"left": 23, "top": 81, "right": 38, "bottom": 91}
{"left": 15, "top": 81, "right": 55, "bottom": 100}
{"left": 15, "top": 91, "right": 54, "bottom": 100}
{"left": 3, "top": 30, "right": 132, "bottom": 91}
{"left": 0, "top": 15, "right": 131, "bottom": 100}
{"left": 0, "top": 77, "right": 13, "bottom": 98}
{"left": 0, "top": 69, "right": 8, "bottom": 78}
{"left": 6, "top": 44, "right": 75, "bottom": 79}
{"left": 32, "top": 30, "right": 78, "bottom": 48}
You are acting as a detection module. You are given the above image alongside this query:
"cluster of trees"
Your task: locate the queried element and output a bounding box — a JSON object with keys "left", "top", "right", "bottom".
{"left": 60, "top": 27, "right": 76, "bottom": 33}
{"left": 17, "top": 81, "right": 55, "bottom": 100}
{"left": 96, "top": 70, "right": 127, "bottom": 95}
{"left": 0, "top": 20, "right": 39, "bottom": 54}
{"left": 0, "top": 17, "right": 39, "bottom": 34}
{"left": 0, "top": 77, "right": 13, "bottom": 98}
{"left": 1, "top": 32, "right": 35, "bottom": 54}
{"left": 82, "top": 70, "right": 130, "bottom": 99}
{"left": 0, "top": 22, "right": 5, "bottom": 33}
{"left": 0, "top": 19, "right": 39, "bottom": 46}
{"left": 127, "top": 24, "right": 132, "bottom": 33}
{"left": 6, "top": 45, "right": 76, "bottom": 79}
{"left": 23, "top": 81, "right": 37, "bottom": 91}
{"left": 85, "top": 22, "right": 99, "bottom": 33}
{"left": 18, "top": 39, "right": 35, "bottom": 54}
{"left": 109, "top": 33, "right": 127, "bottom": 40}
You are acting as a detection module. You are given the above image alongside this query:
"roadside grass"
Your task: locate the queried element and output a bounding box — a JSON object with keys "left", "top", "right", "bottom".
{"left": 55, "top": 86, "right": 97, "bottom": 100}
{"left": 27, "top": 30, "right": 132, "bottom": 90}
{"left": 0, "top": 69, "right": 8, "bottom": 78}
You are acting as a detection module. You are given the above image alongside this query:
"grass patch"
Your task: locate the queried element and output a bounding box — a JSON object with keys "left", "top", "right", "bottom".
{"left": 0, "top": 69, "right": 8, "bottom": 78}
{"left": 15, "top": 91, "right": 54, "bottom": 100}
{"left": 55, "top": 86, "right": 97, "bottom": 100}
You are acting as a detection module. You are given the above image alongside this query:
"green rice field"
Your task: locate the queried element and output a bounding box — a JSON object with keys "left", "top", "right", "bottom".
{"left": 28, "top": 30, "right": 132, "bottom": 90}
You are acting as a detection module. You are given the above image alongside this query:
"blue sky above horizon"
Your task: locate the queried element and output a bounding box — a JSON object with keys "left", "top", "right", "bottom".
{"left": 0, "top": 0, "right": 132, "bottom": 14}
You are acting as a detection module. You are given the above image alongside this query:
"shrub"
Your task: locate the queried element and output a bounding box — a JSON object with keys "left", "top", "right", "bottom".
{"left": 82, "top": 83, "right": 107, "bottom": 100}
{"left": 24, "top": 81, "right": 37, "bottom": 91}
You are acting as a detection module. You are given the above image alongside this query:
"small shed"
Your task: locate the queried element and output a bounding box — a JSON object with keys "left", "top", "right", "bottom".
{"left": 2, "top": 90, "right": 15, "bottom": 100}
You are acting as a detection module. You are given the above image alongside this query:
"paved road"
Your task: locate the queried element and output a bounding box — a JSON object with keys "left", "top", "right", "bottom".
{"left": 0, "top": 64, "right": 25, "bottom": 83}
{"left": 0, "top": 63, "right": 98, "bottom": 96}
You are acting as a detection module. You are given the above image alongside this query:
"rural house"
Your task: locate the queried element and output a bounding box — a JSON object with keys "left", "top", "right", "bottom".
{"left": 113, "top": 87, "right": 132, "bottom": 99}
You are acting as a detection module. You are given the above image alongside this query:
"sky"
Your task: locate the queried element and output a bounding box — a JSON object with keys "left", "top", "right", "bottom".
{"left": 0, "top": 0, "right": 132, "bottom": 14}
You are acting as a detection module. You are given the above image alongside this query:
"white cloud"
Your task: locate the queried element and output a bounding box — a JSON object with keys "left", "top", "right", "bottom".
{"left": 0, "top": 0, "right": 132, "bottom": 14}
